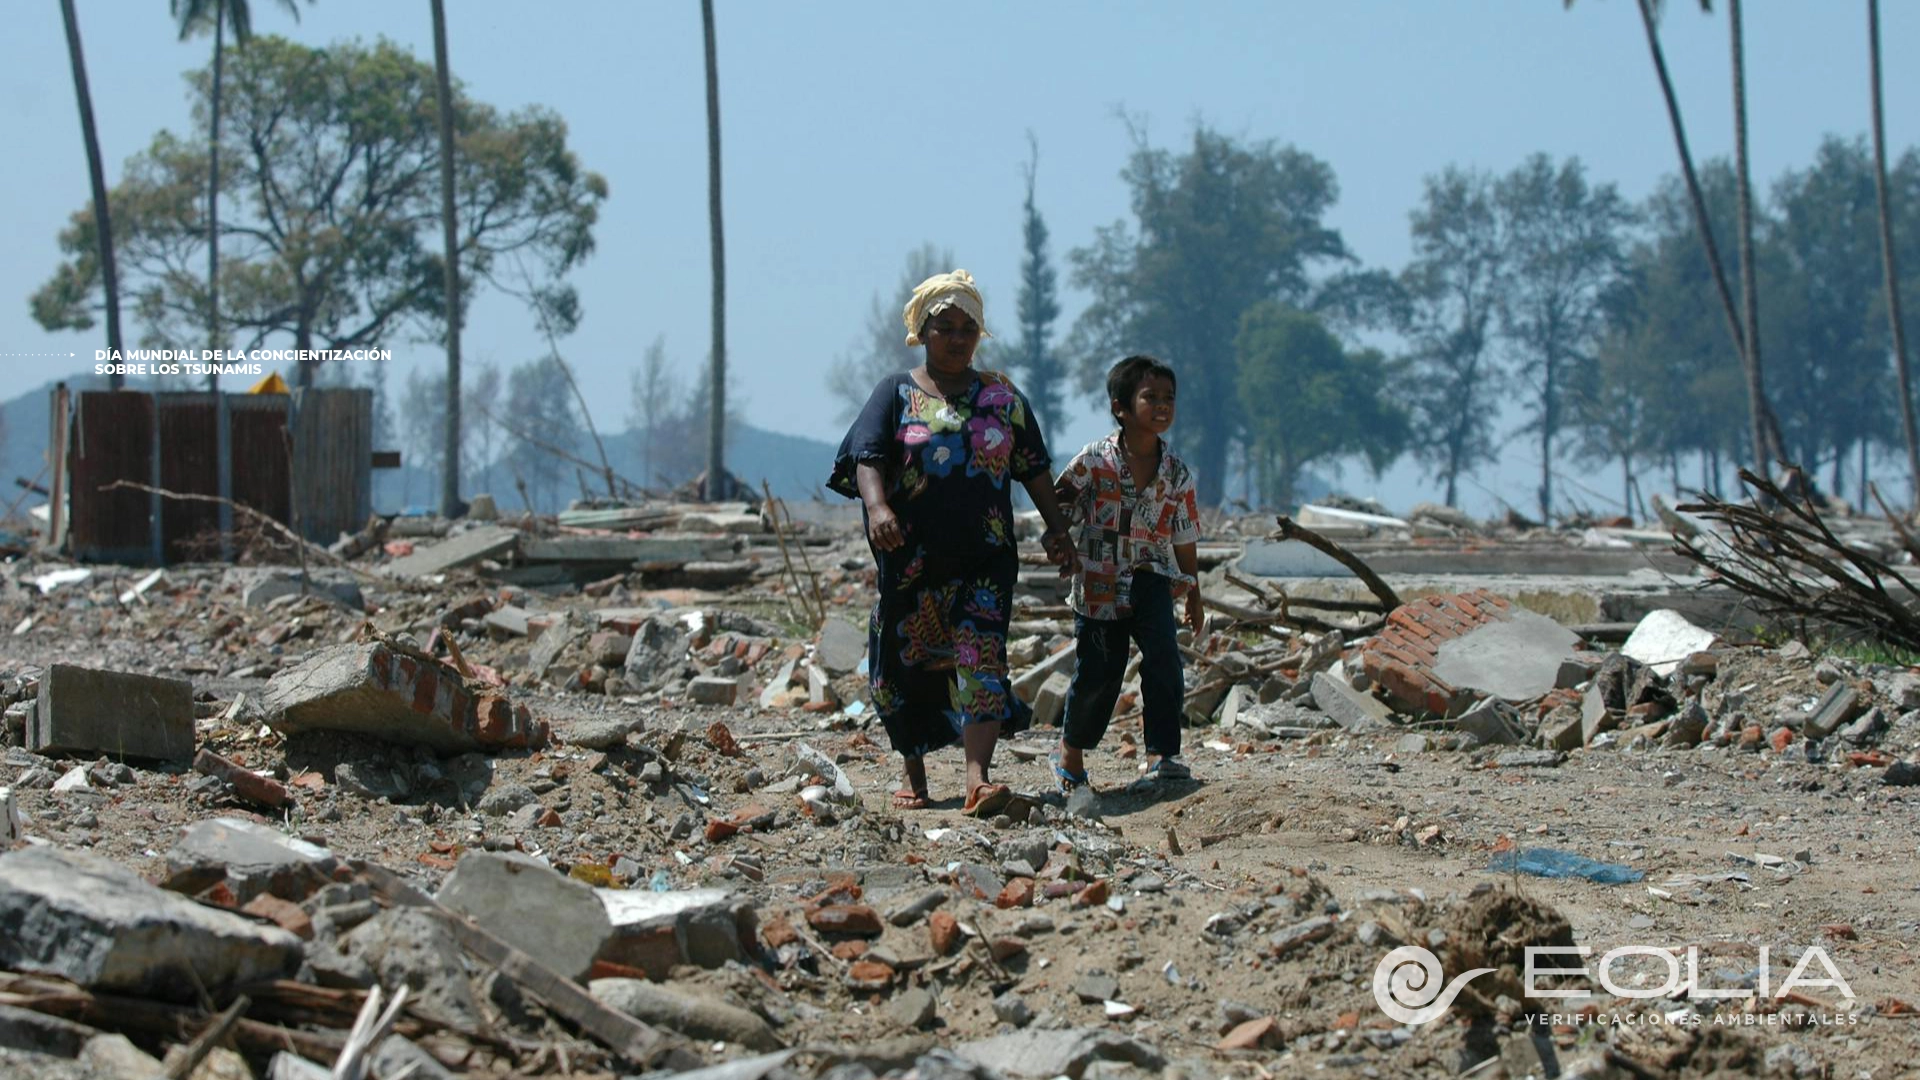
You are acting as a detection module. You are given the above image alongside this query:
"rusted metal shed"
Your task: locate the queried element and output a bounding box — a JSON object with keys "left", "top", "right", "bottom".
{"left": 54, "top": 385, "right": 375, "bottom": 565}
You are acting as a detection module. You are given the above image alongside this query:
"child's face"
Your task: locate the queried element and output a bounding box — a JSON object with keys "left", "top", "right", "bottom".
{"left": 1114, "top": 374, "right": 1176, "bottom": 437}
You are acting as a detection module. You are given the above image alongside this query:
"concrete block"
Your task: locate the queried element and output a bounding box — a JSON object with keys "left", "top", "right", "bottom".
{"left": 815, "top": 618, "right": 868, "bottom": 676}
{"left": 1431, "top": 608, "right": 1581, "bottom": 702}
{"left": 1540, "top": 711, "right": 1585, "bottom": 752}
{"left": 33, "top": 664, "right": 194, "bottom": 762}
{"left": 689, "top": 676, "right": 741, "bottom": 706}
{"left": 237, "top": 569, "right": 364, "bottom": 611}
{"left": 0, "top": 846, "right": 301, "bottom": 1000}
{"left": 528, "top": 611, "right": 575, "bottom": 680}
{"left": 758, "top": 658, "right": 799, "bottom": 708}
{"left": 1803, "top": 683, "right": 1863, "bottom": 739}
{"left": 262, "top": 642, "right": 547, "bottom": 753}
{"left": 1580, "top": 685, "right": 1618, "bottom": 745}
{"left": 1032, "top": 673, "right": 1071, "bottom": 729}
{"left": 483, "top": 605, "right": 532, "bottom": 637}
{"left": 596, "top": 888, "right": 759, "bottom": 976}
{"left": 162, "top": 817, "right": 338, "bottom": 904}
{"left": 436, "top": 852, "right": 611, "bottom": 983}
{"left": 341, "top": 908, "right": 482, "bottom": 1032}
{"left": 382, "top": 524, "right": 518, "bottom": 579}
{"left": 1309, "top": 671, "right": 1393, "bottom": 732}
{"left": 1455, "top": 698, "right": 1527, "bottom": 746}
{"left": 1012, "top": 642, "right": 1077, "bottom": 704}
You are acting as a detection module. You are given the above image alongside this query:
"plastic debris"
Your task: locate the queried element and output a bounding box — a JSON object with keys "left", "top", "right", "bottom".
{"left": 1489, "top": 847, "right": 1643, "bottom": 884}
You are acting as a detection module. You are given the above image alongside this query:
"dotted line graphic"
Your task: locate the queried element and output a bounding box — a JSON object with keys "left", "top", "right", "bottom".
{"left": 0, "top": 353, "right": 78, "bottom": 357}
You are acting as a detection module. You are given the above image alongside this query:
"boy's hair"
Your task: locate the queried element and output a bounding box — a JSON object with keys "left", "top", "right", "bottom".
{"left": 1107, "top": 355, "right": 1177, "bottom": 422}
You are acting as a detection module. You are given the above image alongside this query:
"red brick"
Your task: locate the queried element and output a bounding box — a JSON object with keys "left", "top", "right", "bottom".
{"left": 995, "top": 878, "right": 1036, "bottom": 909}
{"left": 1770, "top": 727, "right": 1794, "bottom": 753}
{"left": 1217, "top": 1016, "right": 1278, "bottom": 1051}
{"left": 847, "top": 960, "right": 894, "bottom": 990}
{"left": 1072, "top": 880, "right": 1109, "bottom": 908}
{"left": 763, "top": 916, "right": 799, "bottom": 948}
{"left": 929, "top": 910, "right": 960, "bottom": 954}
{"left": 1387, "top": 610, "right": 1433, "bottom": 639}
{"left": 241, "top": 894, "right": 314, "bottom": 940}
{"left": 808, "top": 904, "right": 883, "bottom": 936}
{"left": 830, "top": 940, "right": 869, "bottom": 960}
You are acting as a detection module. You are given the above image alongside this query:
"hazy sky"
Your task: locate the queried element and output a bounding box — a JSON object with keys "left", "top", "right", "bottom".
{"left": 4, "top": 2, "right": 1916, "bottom": 516}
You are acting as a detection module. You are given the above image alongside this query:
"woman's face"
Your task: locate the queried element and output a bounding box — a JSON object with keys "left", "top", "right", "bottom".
{"left": 920, "top": 306, "right": 981, "bottom": 373}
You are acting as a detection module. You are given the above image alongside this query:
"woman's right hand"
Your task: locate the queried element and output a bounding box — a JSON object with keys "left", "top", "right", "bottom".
{"left": 866, "top": 501, "right": 905, "bottom": 551}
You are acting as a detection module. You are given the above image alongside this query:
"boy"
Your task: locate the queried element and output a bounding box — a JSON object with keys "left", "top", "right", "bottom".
{"left": 1050, "top": 355, "right": 1203, "bottom": 790}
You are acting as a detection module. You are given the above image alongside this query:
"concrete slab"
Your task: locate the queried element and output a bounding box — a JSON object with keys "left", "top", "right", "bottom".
{"left": 1013, "top": 642, "right": 1077, "bottom": 704}
{"left": 162, "top": 817, "right": 338, "bottom": 903}
{"left": 624, "top": 617, "right": 692, "bottom": 693}
{"left": 1431, "top": 609, "right": 1581, "bottom": 703}
{"left": 262, "top": 642, "right": 547, "bottom": 753}
{"left": 0, "top": 846, "right": 301, "bottom": 1000}
{"left": 382, "top": 525, "right": 518, "bottom": 579}
{"left": 1621, "top": 610, "right": 1721, "bottom": 677}
{"left": 33, "top": 664, "right": 194, "bottom": 762}
{"left": 435, "top": 852, "right": 611, "bottom": 982}
{"left": 1310, "top": 672, "right": 1394, "bottom": 731}
{"left": 520, "top": 535, "right": 739, "bottom": 565}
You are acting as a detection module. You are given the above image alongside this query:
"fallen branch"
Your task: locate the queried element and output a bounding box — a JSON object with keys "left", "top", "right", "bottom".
{"left": 1273, "top": 515, "right": 1402, "bottom": 611}
{"left": 1675, "top": 468, "right": 1920, "bottom": 653}
{"left": 163, "top": 994, "right": 250, "bottom": 1079}
{"left": 98, "top": 480, "right": 382, "bottom": 583}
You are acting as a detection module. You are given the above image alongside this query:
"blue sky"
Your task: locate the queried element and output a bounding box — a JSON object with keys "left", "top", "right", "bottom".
{"left": 4, "top": 2, "right": 1916, "bottom": 516}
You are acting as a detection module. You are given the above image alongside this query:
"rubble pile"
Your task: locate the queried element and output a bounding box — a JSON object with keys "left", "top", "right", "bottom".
{"left": 0, "top": 498, "right": 1917, "bottom": 1078}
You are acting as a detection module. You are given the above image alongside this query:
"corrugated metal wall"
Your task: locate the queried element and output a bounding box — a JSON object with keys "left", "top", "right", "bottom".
{"left": 64, "top": 388, "right": 371, "bottom": 564}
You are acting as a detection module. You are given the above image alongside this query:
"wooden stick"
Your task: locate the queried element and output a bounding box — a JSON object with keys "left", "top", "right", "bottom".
{"left": 163, "top": 994, "right": 250, "bottom": 1079}
{"left": 762, "top": 479, "right": 819, "bottom": 629}
{"left": 1273, "top": 515, "right": 1402, "bottom": 611}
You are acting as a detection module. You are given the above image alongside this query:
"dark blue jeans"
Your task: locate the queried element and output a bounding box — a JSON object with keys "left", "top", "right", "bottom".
{"left": 1062, "top": 571, "right": 1184, "bottom": 758}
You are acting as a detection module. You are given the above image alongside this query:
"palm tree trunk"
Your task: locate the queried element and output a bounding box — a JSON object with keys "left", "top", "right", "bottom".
{"left": 430, "top": 0, "right": 462, "bottom": 517}
{"left": 702, "top": 0, "right": 727, "bottom": 503}
{"left": 1869, "top": 0, "right": 1920, "bottom": 508}
{"left": 206, "top": 2, "right": 224, "bottom": 392}
{"left": 60, "top": 0, "right": 122, "bottom": 389}
{"left": 1728, "top": 0, "right": 1784, "bottom": 472}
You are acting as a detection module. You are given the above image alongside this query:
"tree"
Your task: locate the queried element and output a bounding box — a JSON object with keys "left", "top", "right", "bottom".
{"left": 1495, "top": 154, "right": 1632, "bottom": 523}
{"left": 627, "top": 336, "right": 679, "bottom": 489}
{"left": 58, "top": 0, "right": 123, "bottom": 389}
{"left": 1008, "top": 133, "right": 1066, "bottom": 432}
{"left": 171, "top": 0, "right": 307, "bottom": 392}
{"left": 1869, "top": 0, "right": 1920, "bottom": 506}
{"left": 32, "top": 37, "right": 607, "bottom": 391}
{"left": 1234, "top": 303, "right": 1407, "bottom": 512}
{"left": 827, "top": 243, "right": 953, "bottom": 418}
{"left": 701, "top": 0, "right": 728, "bottom": 502}
{"left": 1401, "top": 167, "right": 1507, "bottom": 508}
{"left": 1768, "top": 137, "right": 1896, "bottom": 494}
{"left": 464, "top": 360, "right": 502, "bottom": 498}
{"left": 429, "top": 0, "right": 463, "bottom": 517}
{"left": 1726, "top": 0, "right": 1784, "bottom": 470}
{"left": 1068, "top": 124, "right": 1351, "bottom": 505}
{"left": 400, "top": 368, "right": 447, "bottom": 508}
{"left": 504, "top": 357, "right": 578, "bottom": 511}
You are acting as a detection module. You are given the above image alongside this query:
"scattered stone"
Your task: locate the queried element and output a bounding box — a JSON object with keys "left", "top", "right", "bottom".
{"left": 598, "top": 888, "right": 757, "bottom": 974}
{"left": 624, "top": 617, "right": 693, "bottom": 694}
{"left": 815, "top": 619, "right": 869, "bottom": 676}
{"left": 162, "top": 817, "right": 337, "bottom": 903}
{"left": 809, "top": 904, "right": 884, "bottom": 936}
{"left": 1621, "top": 610, "right": 1720, "bottom": 677}
{"left": 1309, "top": 672, "right": 1393, "bottom": 732}
{"left": 1072, "top": 971, "right": 1120, "bottom": 1004}
{"left": 1216, "top": 1016, "right": 1279, "bottom": 1051}
{"left": 890, "top": 987, "right": 938, "bottom": 1031}
{"left": 342, "top": 908, "right": 483, "bottom": 1031}
{"left": 1804, "top": 683, "right": 1864, "bottom": 740}
{"left": 689, "top": 676, "right": 742, "bottom": 706}
{"left": 1455, "top": 697, "right": 1527, "bottom": 745}
{"left": 955, "top": 1028, "right": 1165, "bottom": 1080}
{"left": 993, "top": 991, "right": 1034, "bottom": 1027}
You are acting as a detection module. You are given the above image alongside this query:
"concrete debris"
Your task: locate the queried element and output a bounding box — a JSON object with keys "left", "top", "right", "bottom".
{"left": 0, "top": 846, "right": 301, "bottom": 999}
{"left": 32, "top": 663, "right": 194, "bottom": 761}
{"left": 262, "top": 641, "right": 549, "bottom": 752}
{"left": 0, "top": 496, "right": 1915, "bottom": 1078}
{"left": 1621, "top": 609, "right": 1721, "bottom": 676}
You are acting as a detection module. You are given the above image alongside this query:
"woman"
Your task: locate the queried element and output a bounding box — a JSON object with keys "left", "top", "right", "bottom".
{"left": 829, "top": 269, "right": 1079, "bottom": 815}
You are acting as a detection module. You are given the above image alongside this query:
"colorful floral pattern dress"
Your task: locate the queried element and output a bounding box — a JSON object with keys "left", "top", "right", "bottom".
{"left": 829, "top": 370, "right": 1052, "bottom": 759}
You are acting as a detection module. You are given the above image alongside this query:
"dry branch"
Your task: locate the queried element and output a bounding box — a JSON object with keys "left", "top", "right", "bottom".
{"left": 1674, "top": 468, "right": 1920, "bottom": 652}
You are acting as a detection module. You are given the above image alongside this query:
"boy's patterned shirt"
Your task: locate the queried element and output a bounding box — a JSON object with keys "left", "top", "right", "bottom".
{"left": 1053, "top": 432, "right": 1201, "bottom": 620}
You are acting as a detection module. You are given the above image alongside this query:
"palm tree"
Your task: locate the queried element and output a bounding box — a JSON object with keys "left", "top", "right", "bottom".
{"left": 1725, "top": 0, "right": 1785, "bottom": 471}
{"left": 1580, "top": 0, "right": 1785, "bottom": 483}
{"left": 430, "top": 0, "right": 463, "bottom": 517}
{"left": 701, "top": 0, "right": 727, "bottom": 501}
{"left": 60, "top": 0, "right": 123, "bottom": 390}
{"left": 171, "top": 0, "right": 307, "bottom": 393}
{"left": 1868, "top": 0, "right": 1920, "bottom": 507}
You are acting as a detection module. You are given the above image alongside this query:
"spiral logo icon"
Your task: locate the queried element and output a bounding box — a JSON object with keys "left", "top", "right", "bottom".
{"left": 1372, "top": 946, "right": 1495, "bottom": 1026}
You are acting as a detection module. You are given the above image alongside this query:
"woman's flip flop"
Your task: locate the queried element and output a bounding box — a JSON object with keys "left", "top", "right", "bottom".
{"left": 962, "top": 783, "right": 1012, "bottom": 818}
{"left": 892, "top": 789, "right": 930, "bottom": 810}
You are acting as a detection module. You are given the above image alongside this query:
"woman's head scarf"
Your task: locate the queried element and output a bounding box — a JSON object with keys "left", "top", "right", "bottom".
{"left": 902, "top": 269, "right": 991, "bottom": 347}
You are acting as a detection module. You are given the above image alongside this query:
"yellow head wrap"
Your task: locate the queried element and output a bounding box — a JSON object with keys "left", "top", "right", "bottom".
{"left": 902, "top": 269, "right": 992, "bottom": 347}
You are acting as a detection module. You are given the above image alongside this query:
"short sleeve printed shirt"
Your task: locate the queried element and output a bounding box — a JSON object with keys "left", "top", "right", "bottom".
{"left": 1053, "top": 433, "right": 1201, "bottom": 620}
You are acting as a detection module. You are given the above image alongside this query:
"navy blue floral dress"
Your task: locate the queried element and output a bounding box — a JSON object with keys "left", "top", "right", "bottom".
{"left": 828, "top": 370, "right": 1052, "bottom": 759}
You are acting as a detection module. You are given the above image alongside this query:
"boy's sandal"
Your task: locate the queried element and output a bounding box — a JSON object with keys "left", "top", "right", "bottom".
{"left": 1048, "top": 751, "right": 1090, "bottom": 795}
{"left": 962, "top": 783, "right": 1012, "bottom": 818}
{"left": 1146, "top": 757, "right": 1192, "bottom": 781}
{"left": 891, "top": 788, "right": 931, "bottom": 810}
